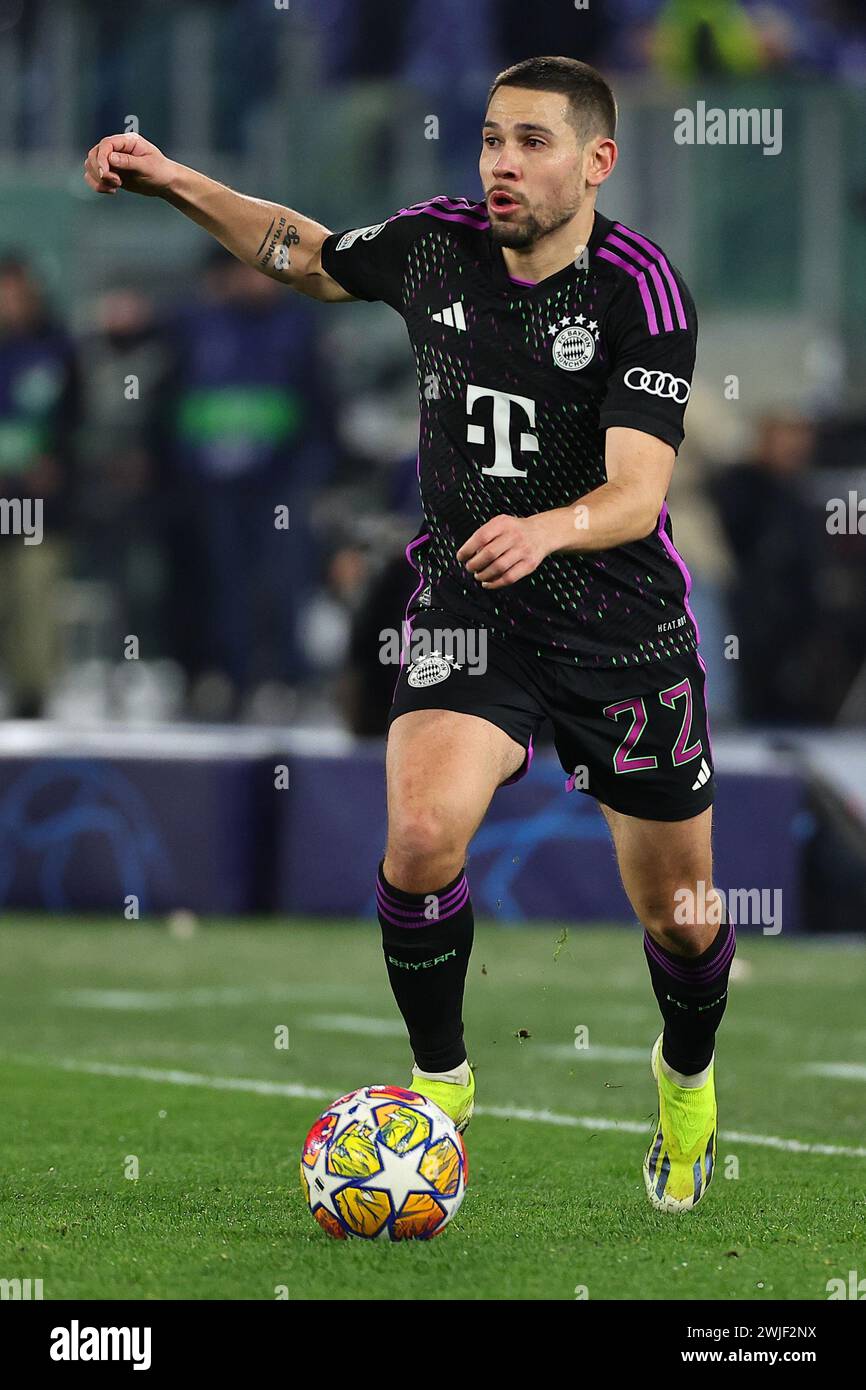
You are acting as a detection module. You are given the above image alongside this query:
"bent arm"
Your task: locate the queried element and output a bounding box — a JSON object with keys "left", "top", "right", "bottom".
{"left": 457, "top": 428, "right": 676, "bottom": 589}
{"left": 553, "top": 426, "right": 675, "bottom": 551}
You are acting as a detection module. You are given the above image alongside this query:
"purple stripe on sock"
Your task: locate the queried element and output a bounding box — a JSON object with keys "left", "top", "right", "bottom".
{"left": 612, "top": 223, "right": 687, "bottom": 329}
{"left": 376, "top": 881, "right": 470, "bottom": 928}
{"left": 604, "top": 233, "right": 673, "bottom": 331}
{"left": 695, "top": 931, "right": 737, "bottom": 982}
{"left": 644, "top": 924, "right": 735, "bottom": 984}
{"left": 377, "top": 874, "right": 468, "bottom": 914}
{"left": 597, "top": 248, "right": 658, "bottom": 334}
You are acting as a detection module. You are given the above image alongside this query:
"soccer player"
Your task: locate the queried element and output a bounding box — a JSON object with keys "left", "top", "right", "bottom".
{"left": 84, "top": 55, "right": 734, "bottom": 1213}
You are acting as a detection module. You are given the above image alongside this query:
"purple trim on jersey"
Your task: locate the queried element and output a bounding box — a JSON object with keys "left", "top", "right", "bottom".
{"left": 604, "top": 233, "right": 675, "bottom": 333}
{"left": 612, "top": 223, "right": 688, "bottom": 330}
{"left": 391, "top": 196, "right": 489, "bottom": 230}
{"left": 404, "top": 195, "right": 485, "bottom": 215}
{"left": 695, "top": 649, "right": 714, "bottom": 763}
{"left": 509, "top": 274, "right": 537, "bottom": 286}
{"left": 657, "top": 502, "right": 700, "bottom": 644}
{"left": 596, "top": 247, "right": 658, "bottom": 335}
{"left": 502, "top": 732, "right": 534, "bottom": 786}
{"left": 394, "top": 530, "right": 430, "bottom": 702}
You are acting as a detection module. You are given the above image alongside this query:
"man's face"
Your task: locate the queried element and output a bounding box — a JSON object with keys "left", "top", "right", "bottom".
{"left": 480, "top": 86, "right": 588, "bottom": 250}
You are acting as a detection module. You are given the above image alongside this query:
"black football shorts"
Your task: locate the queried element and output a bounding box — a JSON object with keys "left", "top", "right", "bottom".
{"left": 387, "top": 604, "right": 715, "bottom": 822}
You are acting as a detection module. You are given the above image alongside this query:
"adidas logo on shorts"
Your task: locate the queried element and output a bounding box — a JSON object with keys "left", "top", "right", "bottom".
{"left": 692, "top": 757, "right": 712, "bottom": 790}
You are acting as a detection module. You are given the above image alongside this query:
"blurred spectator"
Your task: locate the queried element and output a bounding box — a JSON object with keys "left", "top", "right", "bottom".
{"left": 664, "top": 452, "right": 738, "bottom": 727}
{"left": 339, "top": 534, "right": 421, "bottom": 737}
{"left": 712, "top": 414, "right": 826, "bottom": 724}
{"left": 75, "top": 287, "right": 174, "bottom": 658}
{"left": 0, "top": 255, "right": 78, "bottom": 716}
{"left": 168, "top": 248, "right": 335, "bottom": 716}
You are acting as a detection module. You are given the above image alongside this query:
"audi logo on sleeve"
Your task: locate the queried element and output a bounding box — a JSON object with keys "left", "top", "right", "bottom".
{"left": 624, "top": 368, "right": 691, "bottom": 402}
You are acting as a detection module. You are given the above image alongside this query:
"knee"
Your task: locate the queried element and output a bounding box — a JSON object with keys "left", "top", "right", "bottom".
{"left": 386, "top": 807, "right": 466, "bottom": 881}
{"left": 640, "top": 882, "right": 723, "bottom": 956}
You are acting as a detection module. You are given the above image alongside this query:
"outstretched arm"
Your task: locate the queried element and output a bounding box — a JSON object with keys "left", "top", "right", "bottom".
{"left": 83, "top": 132, "right": 355, "bottom": 303}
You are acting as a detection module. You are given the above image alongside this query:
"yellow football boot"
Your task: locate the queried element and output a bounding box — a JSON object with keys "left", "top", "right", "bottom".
{"left": 644, "top": 1033, "right": 717, "bottom": 1212}
{"left": 409, "top": 1064, "right": 475, "bottom": 1133}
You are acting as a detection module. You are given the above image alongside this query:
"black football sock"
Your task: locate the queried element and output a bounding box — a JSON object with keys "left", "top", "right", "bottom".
{"left": 376, "top": 858, "right": 473, "bottom": 1072}
{"left": 643, "top": 910, "right": 736, "bottom": 1076}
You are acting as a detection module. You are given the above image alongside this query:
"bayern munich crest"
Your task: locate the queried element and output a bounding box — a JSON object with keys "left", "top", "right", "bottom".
{"left": 406, "top": 651, "right": 461, "bottom": 688}
{"left": 549, "top": 315, "right": 599, "bottom": 371}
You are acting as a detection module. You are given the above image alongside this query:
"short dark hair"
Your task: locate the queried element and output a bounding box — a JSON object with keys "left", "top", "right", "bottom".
{"left": 486, "top": 56, "right": 617, "bottom": 144}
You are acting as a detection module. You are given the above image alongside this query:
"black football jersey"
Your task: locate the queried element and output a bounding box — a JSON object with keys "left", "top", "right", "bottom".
{"left": 320, "top": 198, "right": 699, "bottom": 669}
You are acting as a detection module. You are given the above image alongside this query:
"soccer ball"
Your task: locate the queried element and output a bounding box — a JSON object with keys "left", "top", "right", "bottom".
{"left": 300, "top": 1084, "right": 468, "bottom": 1240}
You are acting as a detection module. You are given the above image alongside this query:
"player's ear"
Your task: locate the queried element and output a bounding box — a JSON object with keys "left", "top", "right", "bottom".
{"left": 586, "top": 136, "right": 617, "bottom": 188}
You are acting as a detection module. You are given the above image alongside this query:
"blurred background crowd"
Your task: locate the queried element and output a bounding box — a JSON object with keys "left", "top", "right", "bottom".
{"left": 1, "top": 0, "right": 866, "bottom": 734}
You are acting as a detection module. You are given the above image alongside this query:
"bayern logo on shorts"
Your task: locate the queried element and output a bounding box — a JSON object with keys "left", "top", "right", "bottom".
{"left": 552, "top": 323, "right": 596, "bottom": 371}
{"left": 406, "top": 653, "right": 458, "bottom": 688}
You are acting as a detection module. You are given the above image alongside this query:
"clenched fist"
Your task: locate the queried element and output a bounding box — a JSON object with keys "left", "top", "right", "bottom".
{"left": 83, "top": 133, "right": 175, "bottom": 197}
{"left": 456, "top": 512, "right": 558, "bottom": 589}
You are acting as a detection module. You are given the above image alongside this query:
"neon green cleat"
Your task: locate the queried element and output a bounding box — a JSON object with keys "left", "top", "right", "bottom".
{"left": 644, "top": 1033, "right": 717, "bottom": 1213}
{"left": 409, "top": 1066, "right": 476, "bottom": 1133}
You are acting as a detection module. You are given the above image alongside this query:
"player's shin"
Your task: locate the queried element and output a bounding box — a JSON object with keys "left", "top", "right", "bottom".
{"left": 376, "top": 858, "right": 473, "bottom": 1073}
{"left": 643, "top": 905, "right": 736, "bottom": 1077}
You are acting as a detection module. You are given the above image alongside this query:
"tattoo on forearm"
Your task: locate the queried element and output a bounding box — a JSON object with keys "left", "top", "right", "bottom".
{"left": 255, "top": 217, "right": 276, "bottom": 258}
{"left": 259, "top": 214, "right": 287, "bottom": 268}
{"left": 273, "top": 223, "right": 300, "bottom": 273}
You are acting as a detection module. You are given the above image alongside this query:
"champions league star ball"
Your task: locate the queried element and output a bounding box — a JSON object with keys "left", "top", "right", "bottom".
{"left": 300, "top": 1085, "right": 468, "bottom": 1240}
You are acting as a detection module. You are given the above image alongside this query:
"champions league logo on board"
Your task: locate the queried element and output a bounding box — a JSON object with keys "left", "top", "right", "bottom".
{"left": 548, "top": 315, "right": 599, "bottom": 371}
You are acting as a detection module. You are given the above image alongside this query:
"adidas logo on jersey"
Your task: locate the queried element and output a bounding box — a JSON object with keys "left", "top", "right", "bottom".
{"left": 431, "top": 301, "right": 466, "bottom": 331}
{"left": 692, "top": 758, "right": 712, "bottom": 790}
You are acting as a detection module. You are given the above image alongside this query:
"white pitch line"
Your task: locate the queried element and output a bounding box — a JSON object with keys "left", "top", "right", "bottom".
{"left": 10, "top": 1055, "right": 866, "bottom": 1159}
{"left": 58, "top": 985, "right": 345, "bottom": 1011}
{"left": 51, "top": 1058, "right": 333, "bottom": 1101}
{"left": 802, "top": 1063, "right": 866, "bottom": 1081}
{"left": 302, "top": 1013, "right": 406, "bottom": 1037}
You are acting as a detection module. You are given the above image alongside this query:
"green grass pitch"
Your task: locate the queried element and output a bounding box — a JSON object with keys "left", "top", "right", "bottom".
{"left": 1, "top": 917, "right": 864, "bottom": 1300}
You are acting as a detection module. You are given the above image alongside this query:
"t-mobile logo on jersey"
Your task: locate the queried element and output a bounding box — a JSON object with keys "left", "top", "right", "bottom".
{"left": 466, "top": 385, "right": 538, "bottom": 478}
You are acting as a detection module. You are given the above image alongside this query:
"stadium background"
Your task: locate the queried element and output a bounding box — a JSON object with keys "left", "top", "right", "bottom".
{"left": 1, "top": 0, "right": 865, "bottom": 926}
{"left": 1, "top": 0, "right": 865, "bottom": 1305}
